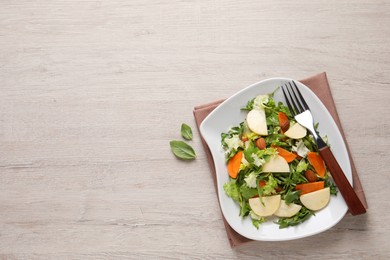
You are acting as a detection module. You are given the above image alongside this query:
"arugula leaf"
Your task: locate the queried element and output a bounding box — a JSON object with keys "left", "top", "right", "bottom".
{"left": 325, "top": 180, "right": 338, "bottom": 195}
{"left": 169, "top": 140, "right": 196, "bottom": 160}
{"left": 276, "top": 101, "right": 291, "bottom": 116}
{"left": 241, "top": 97, "right": 255, "bottom": 111}
{"left": 243, "top": 142, "right": 258, "bottom": 165}
{"left": 290, "top": 167, "right": 307, "bottom": 184}
{"left": 240, "top": 199, "right": 251, "bottom": 217}
{"left": 265, "top": 95, "right": 276, "bottom": 107}
{"left": 252, "top": 216, "right": 266, "bottom": 229}
{"left": 266, "top": 111, "right": 279, "bottom": 127}
{"left": 275, "top": 207, "right": 314, "bottom": 229}
{"left": 181, "top": 123, "right": 193, "bottom": 140}
{"left": 284, "top": 190, "right": 301, "bottom": 205}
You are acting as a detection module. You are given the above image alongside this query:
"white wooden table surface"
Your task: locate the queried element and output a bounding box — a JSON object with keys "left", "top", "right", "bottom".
{"left": 1, "top": 1, "right": 389, "bottom": 259}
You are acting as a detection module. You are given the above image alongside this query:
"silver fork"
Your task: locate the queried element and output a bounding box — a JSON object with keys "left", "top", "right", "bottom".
{"left": 282, "top": 81, "right": 366, "bottom": 215}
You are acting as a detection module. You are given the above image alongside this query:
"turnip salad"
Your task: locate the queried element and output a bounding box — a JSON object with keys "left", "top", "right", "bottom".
{"left": 221, "top": 91, "right": 337, "bottom": 229}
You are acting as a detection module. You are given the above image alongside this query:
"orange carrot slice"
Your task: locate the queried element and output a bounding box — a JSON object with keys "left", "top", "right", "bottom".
{"left": 278, "top": 112, "right": 290, "bottom": 133}
{"left": 275, "top": 146, "right": 297, "bottom": 163}
{"left": 307, "top": 152, "right": 326, "bottom": 177}
{"left": 227, "top": 151, "right": 243, "bottom": 178}
{"left": 295, "top": 181, "right": 324, "bottom": 195}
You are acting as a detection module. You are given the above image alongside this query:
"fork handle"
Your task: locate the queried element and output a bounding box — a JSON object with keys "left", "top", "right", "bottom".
{"left": 319, "top": 146, "right": 367, "bottom": 215}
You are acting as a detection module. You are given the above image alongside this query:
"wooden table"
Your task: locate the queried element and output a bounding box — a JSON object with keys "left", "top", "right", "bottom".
{"left": 1, "top": 1, "right": 389, "bottom": 259}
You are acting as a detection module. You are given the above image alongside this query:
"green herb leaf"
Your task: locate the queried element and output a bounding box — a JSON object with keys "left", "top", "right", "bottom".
{"left": 275, "top": 207, "right": 314, "bottom": 228}
{"left": 223, "top": 180, "right": 240, "bottom": 203}
{"left": 169, "top": 140, "right": 196, "bottom": 160}
{"left": 221, "top": 91, "right": 335, "bottom": 230}
{"left": 240, "top": 183, "right": 258, "bottom": 199}
{"left": 240, "top": 199, "right": 251, "bottom": 217}
{"left": 296, "top": 159, "right": 309, "bottom": 173}
{"left": 284, "top": 190, "right": 301, "bottom": 205}
{"left": 256, "top": 182, "right": 264, "bottom": 206}
{"left": 325, "top": 180, "right": 338, "bottom": 195}
{"left": 252, "top": 217, "right": 266, "bottom": 229}
{"left": 241, "top": 97, "right": 255, "bottom": 111}
{"left": 181, "top": 123, "right": 193, "bottom": 140}
{"left": 262, "top": 175, "right": 278, "bottom": 196}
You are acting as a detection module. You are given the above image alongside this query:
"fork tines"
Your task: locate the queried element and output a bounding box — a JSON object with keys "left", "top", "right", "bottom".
{"left": 281, "top": 81, "right": 310, "bottom": 117}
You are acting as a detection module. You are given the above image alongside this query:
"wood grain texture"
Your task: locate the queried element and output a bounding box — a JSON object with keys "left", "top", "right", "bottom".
{"left": 0, "top": 0, "right": 389, "bottom": 259}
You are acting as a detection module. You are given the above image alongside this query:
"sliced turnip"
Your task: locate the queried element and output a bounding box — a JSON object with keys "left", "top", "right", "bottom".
{"left": 300, "top": 187, "right": 330, "bottom": 211}
{"left": 284, "top": 123, "right": 307, "bottom": 139}
{"left": 262, "top": 155, "right": 290, "bottom": 173}
{"left": 248, "top": 195, "right": 281, "bottom": 217}
{"left": 246, "top": 109, "right": 268, "bottom": 136}
{"left": 274, "top": 200, "right": 302, "bottom": 217}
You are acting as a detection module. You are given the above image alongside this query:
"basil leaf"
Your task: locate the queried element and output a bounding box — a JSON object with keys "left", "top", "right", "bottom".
{"left": 181, "top": 123, "right": 193, "bottom": 140}
{"left": 170, "top": 140, "right": 196, "bottom": 160}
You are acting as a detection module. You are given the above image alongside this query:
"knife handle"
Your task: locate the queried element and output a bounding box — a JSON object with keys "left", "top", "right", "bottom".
{"left": 318, "top": 146, "right": 366, "bottom": 215}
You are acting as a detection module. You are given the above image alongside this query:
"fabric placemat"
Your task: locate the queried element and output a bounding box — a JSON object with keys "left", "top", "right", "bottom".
{"left": 193, "top": 72, "right": 368, "bottom": 247}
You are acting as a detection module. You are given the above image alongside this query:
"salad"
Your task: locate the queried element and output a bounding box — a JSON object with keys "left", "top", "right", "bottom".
{"left": 221, "top": 90, "right": 337, "bottom": 229}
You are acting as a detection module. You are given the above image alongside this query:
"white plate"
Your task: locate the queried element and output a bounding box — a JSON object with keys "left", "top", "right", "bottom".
{"left": 200, "top": 78, "right": 351, "bottom": 241}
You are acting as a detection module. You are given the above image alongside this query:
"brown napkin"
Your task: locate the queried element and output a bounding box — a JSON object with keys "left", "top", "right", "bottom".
{"left": 193, "top": 72, "right": 368, "bottom": 247}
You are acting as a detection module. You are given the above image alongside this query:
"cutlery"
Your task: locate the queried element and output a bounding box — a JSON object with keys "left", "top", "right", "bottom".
{"left": 281, "top": 81, "right": 366, "bottom": 215}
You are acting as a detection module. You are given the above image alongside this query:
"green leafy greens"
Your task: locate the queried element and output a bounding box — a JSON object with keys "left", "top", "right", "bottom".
{"left": 221, "top": 90, "right": 337, "bottom": 230}
{"left": 275, "top": 207, "right": 314, "bottom": 228}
